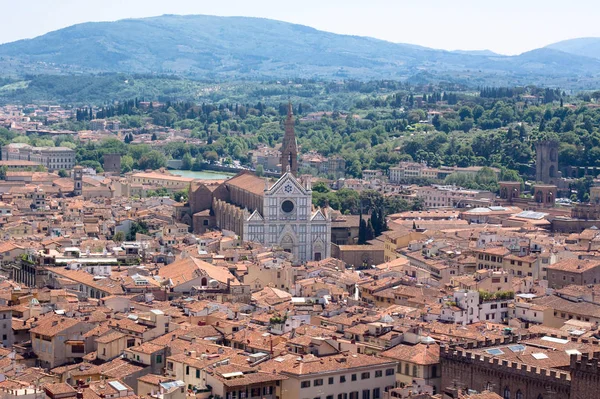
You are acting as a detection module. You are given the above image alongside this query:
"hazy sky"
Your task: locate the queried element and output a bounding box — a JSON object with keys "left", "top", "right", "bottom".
{"left": 1, "top": 0, "right": 600, "bottom": 55}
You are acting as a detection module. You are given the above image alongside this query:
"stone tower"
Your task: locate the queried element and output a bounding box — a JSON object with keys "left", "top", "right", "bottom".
{"left": 103, "top": 154, "right": 121, "bottom": 175}
{"left": 73, "top": 165, "right": 83, "bottom": 196}
{"left": 280, "top": 102, "right": 298, "bottom": 176}
{"left": 536, "top": 140, "right": 559, "bottom": 184}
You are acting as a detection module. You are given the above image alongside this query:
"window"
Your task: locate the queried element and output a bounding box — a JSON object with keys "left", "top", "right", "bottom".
{"left": 375, "top": 370, "right": 383, "bottom": 378}
{"left": 301, "top": 381, "right": 311, "bottom": 389}
{"left": 338, "top": 394, "right": 348, "bottom": 399}
{"left": 327, "top": 396, "right": 334, "bottom": 399}
{"left": 340, "top": 376, "right": 346, "bottom": 383}
{"left": 432, "top": 365, "right": 438, "bottom": 378}
{"left": 404, "top": 364, "right": 409, "bottom": 375}
{"left": 386, "top": 368, "right": 395, "bottom": 376}
{"left": 503, "top": 387, "right": 510, "bottom": 399}
{"left": 196, "top": 369, "right": 200, "bottom": 378}
{"left": 186, "top": 366, "right": 189, "bottom": 375}
{"left": 361, "top": 372, "right": 370, "bottom": 380}
{"left": 156, "top": 355, "right": 162, "bottom": 363}
{"left": 412, "top": 365, "right": 418, "bottom": 377}
{"left": 328, "top": 377, "right": 334, "bottom": 384}
{"left": 516, "top": 391, "right": 523, "bottom": 399}
{"left": 362, "top": 390, "right": 370, "bottom": 399}
{"left": 352, "top": 374, "right": 357, "bottom": 381}
{"left": 314, "top": 379, "right": 323, "bottom": 386}
{"left": 373, "top": 388, "right": 380, "bottom": 399}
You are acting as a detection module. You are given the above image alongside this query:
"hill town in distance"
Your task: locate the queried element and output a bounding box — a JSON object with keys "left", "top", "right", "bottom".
{"left": 7, "top": 10, "right": 600, "bottom": 399}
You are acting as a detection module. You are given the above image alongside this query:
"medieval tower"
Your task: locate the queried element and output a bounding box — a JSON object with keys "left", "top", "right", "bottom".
{"left": 536, "top": 140, "right": 559, "bottom": 184}
{"left": 280, "top": 102, "right": 298, "bottom": 176}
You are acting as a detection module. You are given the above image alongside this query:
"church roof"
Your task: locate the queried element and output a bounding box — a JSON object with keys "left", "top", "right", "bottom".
{"left": 225, "top": 172, "right": 266, "bottom": 196}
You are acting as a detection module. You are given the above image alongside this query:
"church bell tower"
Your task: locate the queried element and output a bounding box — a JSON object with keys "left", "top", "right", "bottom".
{"left": 280, "top": 102, "right": 298, "bottom": 176}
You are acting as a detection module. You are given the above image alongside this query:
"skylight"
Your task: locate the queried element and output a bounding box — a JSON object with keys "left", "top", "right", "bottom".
{"left": 541, "top": 336, "right": 569, "bottom": 344}
{"left": 508, "top": 344, "right": 526, "bottom": 352}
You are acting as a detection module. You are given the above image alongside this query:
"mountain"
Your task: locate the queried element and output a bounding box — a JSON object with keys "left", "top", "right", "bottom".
{"left": 546, "top": 37, "right": 600, "bottom": 60}
{"left": 1, "top": 14, "right": 600, "bottom": 86}
{"left": 452, "top": 49, "right": 500, "bottom": 56}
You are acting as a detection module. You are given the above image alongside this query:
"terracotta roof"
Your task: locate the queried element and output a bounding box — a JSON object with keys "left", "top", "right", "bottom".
{"left": 261, "top": 353, "right": 397, "bottom": 376}
{"left": 225, "top": 173, "right": 266, "bottom": 196}
{"left": 159, "top": 256, "right": 239, "bottom": 286}
{"left": 43, "top": 383, "right": 77, "bottom": 395}
{"left": 546, "top": 258, "right": 600, "bottom": 273}
{"left": 30, "top": 314, "right": 83, "bottom": 337}
{"left": 381, "top": 343, "right": 440, "bottom": 365}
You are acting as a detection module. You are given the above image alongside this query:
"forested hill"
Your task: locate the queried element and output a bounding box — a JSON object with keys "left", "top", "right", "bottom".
{"left": 1, "top": 14, "right": 600, "bottom": 87}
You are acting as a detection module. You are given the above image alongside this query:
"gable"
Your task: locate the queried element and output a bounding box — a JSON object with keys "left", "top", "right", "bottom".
{"left": 268, "top": 173, "right": 308, "bottom": 196}
{"left": 311, "top": 210, "right": 326, "bottom": 221}
{"left": 247, "top": 210, "right": 264, "bottom": 222}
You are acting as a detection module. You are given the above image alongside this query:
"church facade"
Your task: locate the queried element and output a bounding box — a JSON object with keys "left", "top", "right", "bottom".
{"left": 187, "top": 103, "right": 331, "bottom": 263}
{"left": 243, "top": 171, "right": 331, "bottom": 262}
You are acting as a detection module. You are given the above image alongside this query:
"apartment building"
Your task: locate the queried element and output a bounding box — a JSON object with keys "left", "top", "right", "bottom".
{"left": 2, "top": 143, "right": 76, "bottom": 170}
{"left": 261, "top": 352, "right": 398, "bottom": 399}
{"left": 30, "top": 315, "right": 94, "bottom": 368}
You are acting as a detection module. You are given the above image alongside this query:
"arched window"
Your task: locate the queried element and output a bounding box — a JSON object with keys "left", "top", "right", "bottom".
{"left": 201, "top": 277, "right": 207, "bottom": 286}
{"left": 503, "top": 387, "right": 510, "bottom": 399}
{"left": 537, "top": 395, "right": 543, "bottom": 399}
{"left": 516, "top": 390, "right": 523, "bottom": 399}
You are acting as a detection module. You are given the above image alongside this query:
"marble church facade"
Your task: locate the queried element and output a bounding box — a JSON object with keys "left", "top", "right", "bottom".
{"left": 186, "top": 103, "right": 331, "bottom": 263}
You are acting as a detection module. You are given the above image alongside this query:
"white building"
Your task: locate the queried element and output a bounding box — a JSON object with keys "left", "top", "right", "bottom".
{"left": 242, "top": 171, "right": 332, "bottom": 262}
{"left": 440, "top": 290, "right": 512, "bottom": 325}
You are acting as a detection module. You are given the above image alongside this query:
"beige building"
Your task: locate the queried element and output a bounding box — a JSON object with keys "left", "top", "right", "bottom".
{"left": 30, "top": 315, "right": 93, "bottom": 369}
{"left": 129, "top": 172, "right": 195, "bottom": 191}
{"left": 382, "top": 229, "right": 426, "bottom": 262}
{"left": 96, "top": 331, "right": 128, "bottom": 361}
{"left": 546, "top": 259, "right": 600, "bottom": 289}
{"left": 261, "top": 352, "right": 398, "bottom": 399}
{"left": 381, "top": 343, "right": 441, "bottom": 395}
{"left": 243, "top": 259, "right": 297, "bottom": 292}
{"left": 473, "top": 247, "right": 510, "bottom": 270}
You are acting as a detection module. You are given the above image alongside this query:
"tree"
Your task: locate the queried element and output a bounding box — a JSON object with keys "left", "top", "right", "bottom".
{"left": 173, "top": 190, "right": 189, "bottom": 203}
{"left": 151, "top": 132, "right": 158, "bottom": 141}
{"left": 137, "top": 150, "right": 166, "bottom": 170}
{"left": 113, "top": 231, "right": 125, "bottom": 243}
{"left": 358, "top": 217, "right": 367, "bottom": 245}
{"left": 255, "top": 164, "right": 264, "bottom": 177}
{"left": 127, "top": 221, "right": 149, "bottom": 241}
{"left": 366, "top": 219, "right": 375, "bottom": 241}
{"left": 411, "top": 198, "right": 425, "bottom": 211}
{"left": 205, "top": 151, "right": 219, "bottom": 164}
{"left": 58, "top": 169, "right": 68, "bottom": 178}
{"left": 182, "top": 153, "right": 193, "bottom": 170}
{"left": 121, "top": 155, "right": 134, "bottom": 173}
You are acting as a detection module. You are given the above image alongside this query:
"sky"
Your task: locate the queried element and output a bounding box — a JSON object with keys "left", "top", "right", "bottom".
{"left": 1, "top": 0, "right": 600, "bottom": 55}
